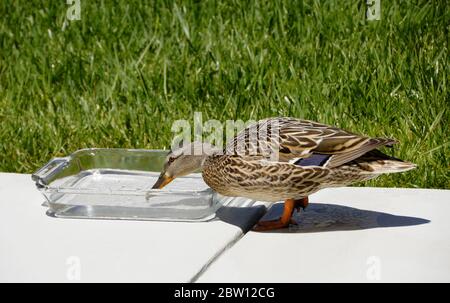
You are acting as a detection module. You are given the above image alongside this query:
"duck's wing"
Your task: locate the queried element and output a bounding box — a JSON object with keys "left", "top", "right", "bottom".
{"left": 226, "top": 117, "right": 397, "bottom": 168}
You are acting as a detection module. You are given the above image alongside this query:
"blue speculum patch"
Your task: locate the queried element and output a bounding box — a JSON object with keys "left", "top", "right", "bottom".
{"left": 294, "top": 154, "right": 331, "bottom": 167}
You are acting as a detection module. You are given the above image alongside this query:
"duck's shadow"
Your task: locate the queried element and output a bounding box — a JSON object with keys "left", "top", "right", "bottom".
{"left": 216, "top": 203, "right": 430, "bottom": 233}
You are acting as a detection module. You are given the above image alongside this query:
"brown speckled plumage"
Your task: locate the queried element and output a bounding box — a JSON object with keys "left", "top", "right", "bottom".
{"left": 201, "top": 117, "right": 416, "bottom": 201}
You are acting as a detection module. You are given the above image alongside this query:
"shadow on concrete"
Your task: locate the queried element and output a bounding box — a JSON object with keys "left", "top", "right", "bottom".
{"left": 215, "top": 205, "right": 267, "bottom": 233}
{"left": 255, "top": 203, "right": 430, "bottom": 233}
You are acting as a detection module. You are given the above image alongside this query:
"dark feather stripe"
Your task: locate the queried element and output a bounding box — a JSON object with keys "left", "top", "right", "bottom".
{"left": 295, "top": 154, "right": 331, "bottom": 167}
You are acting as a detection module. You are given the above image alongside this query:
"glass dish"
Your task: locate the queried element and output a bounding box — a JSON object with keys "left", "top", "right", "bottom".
{"left": 32, "top": 148, "right": 221, "bottom": 221}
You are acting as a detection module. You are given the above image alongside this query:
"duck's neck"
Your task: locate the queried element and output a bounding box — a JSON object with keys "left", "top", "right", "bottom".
{"left": 194, "top": 143, "right": 222, "bottom": 169}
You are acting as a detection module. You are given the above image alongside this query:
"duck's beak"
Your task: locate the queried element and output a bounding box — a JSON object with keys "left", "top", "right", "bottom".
{"left": 152, "top": 173, "right": 174, "bottom": 189}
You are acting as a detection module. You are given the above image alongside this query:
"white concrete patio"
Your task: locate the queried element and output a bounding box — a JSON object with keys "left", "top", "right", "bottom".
{"left": 1, "top": 173, "right": 449, "bottom": 282}
{"left": 0, "top": 173, "right": 264, "bottom": 282}
{"left": 198, "top": 188, "right": 450, "bottom": 283}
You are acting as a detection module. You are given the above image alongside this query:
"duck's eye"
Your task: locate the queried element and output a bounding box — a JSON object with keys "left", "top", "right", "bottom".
{"left": 167, "top": 157, "right": 175, "bottom": 165}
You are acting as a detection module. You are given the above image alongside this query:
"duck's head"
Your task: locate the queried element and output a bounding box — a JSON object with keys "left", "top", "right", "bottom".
{"left": 151, "top": 141, "right": 218, "bottom": 189}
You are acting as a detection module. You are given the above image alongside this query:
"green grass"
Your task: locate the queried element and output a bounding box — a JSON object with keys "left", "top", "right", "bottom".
{"left": 0, "top": 1, "right": 448, "bottom": 188}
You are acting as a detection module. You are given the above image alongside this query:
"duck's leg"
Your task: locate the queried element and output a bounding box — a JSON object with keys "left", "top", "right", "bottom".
{"left": 295, "top": 196, "right": 309, "bottom": 211}
{"left": 253, "top": 197, "right": 309, "bottom": 231}
{"left": 253, "top": 198, "right": 296, "bottom": 231}
{"left": 290, "top": 197, "right": 309, "bottom": 225}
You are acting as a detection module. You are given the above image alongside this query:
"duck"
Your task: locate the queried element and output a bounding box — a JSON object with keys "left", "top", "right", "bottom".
{"left": 152, "top": 117, "right": 416, "bottom": 231}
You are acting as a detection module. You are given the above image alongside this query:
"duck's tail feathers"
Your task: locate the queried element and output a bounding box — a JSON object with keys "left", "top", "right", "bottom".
{"left": 364, "top": 159, "right": 417, "bottom": 174}
{"left": 352, "top": 149, "right": 417, "bottom": 174}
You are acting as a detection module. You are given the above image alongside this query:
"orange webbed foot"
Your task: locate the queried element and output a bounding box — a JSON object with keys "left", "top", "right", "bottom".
{"left": 252, "top": 197, "right": 308, "bottom": 231}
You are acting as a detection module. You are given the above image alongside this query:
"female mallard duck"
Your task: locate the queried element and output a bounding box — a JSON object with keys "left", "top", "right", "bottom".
{"left": 152, "top": 117, "right": 416, "bottom": 231}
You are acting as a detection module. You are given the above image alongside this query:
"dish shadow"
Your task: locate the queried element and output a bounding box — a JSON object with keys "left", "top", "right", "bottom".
{"left": 256, "top": 203, "right": 430, "bottom": 233}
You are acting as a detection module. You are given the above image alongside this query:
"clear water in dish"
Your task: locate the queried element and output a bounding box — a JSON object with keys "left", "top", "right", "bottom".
{"left": 59, "top": 169, "right": 208, "bottom": 191}
{"left": 47, "top": 169, "right": 213, "bottom": 209}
